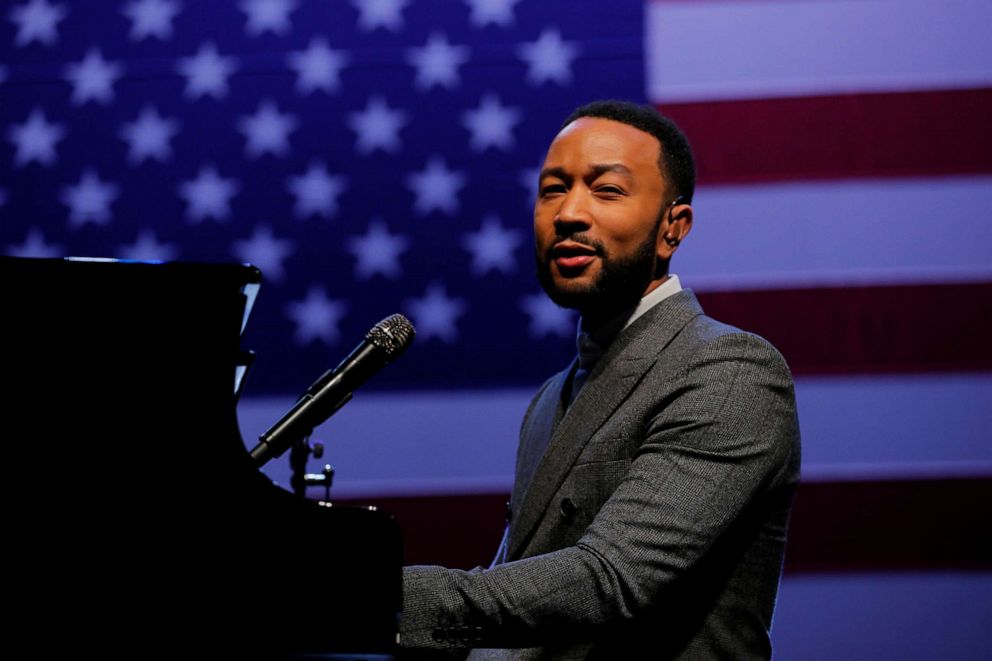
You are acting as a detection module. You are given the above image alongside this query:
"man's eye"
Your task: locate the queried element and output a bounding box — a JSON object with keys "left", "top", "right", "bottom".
{"left": 597, "top": 186, "right": 624, "bottom": 196}
{"left": 540, "top": 184, "right": 566, "bottom": 196}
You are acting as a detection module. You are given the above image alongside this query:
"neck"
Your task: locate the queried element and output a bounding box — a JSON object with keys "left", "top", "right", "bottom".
{"left": 580, "top": 274, "right": 670, "bottom": 332}
{"left": 580, "top": 302, "right": 636, "bottom": 340}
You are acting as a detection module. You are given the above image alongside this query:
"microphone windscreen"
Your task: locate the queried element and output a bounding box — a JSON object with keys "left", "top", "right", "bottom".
{"left": 366, "top": 313, "right": 415, "bottom": 359}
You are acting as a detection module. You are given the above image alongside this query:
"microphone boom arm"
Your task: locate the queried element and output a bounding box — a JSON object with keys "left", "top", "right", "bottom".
{"left": 248, "top": 314, "right": 415, "bottom": 468}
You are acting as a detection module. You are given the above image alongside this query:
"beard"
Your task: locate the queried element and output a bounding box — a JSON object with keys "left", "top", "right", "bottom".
{"left": 535, "top": 224, "right": 660, "bottom": 317}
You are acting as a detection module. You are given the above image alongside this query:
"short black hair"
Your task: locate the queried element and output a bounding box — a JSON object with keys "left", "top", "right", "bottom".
{"left": 562, "top": 100, "right": 696, "bottom": 204}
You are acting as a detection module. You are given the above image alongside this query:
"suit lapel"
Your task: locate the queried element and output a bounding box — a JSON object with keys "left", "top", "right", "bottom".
{"left": 508, "top": 290, "right": 704, "bottom": 559}
{"left": 510, "top": 365, "right": 571, "bottom": 518}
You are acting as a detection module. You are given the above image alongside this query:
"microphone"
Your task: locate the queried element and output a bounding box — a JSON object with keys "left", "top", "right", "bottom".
{"left": 249, "top": 313, "right": 415, "bottom": 467}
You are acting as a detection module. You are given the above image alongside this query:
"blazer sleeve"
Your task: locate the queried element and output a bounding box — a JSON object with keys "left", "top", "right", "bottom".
{"left": 399, "top": 331, "right": 800, "bottom": 649}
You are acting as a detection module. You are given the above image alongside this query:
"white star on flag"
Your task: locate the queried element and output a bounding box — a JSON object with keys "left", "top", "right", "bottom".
{"left": 232, "top": 225, "right": 295, "bottom": 283}
{"left": 177, "top": 42, "right": 238, "bottom": 100}
{"left": 461, "top": 215, "right": 523, "bottom": 275}
{"left": 517, "top": 28, "right": 578, "bottom": 86}
{"left": 285, "top": 286, "right": 347, "bottom": 345}
{"left": 347, "top": 219, "right": 410, "bottom": 280}
{"left": 520, "top": 292, "right": 575, "bottom": 339}
{"left": 407, "top": 32, "right": 470, "bottom": 90}
{"left": 286, "top": 161, "right": 347, "bottom": 219}
{"left": 7, "top": 108, "right": 65, "bottom": 167}
{"left": 352, "top": 0, "right": 408, "bottom": 32}
{"left": 8, "top": 0, "right": 67, "bottom": 47}
{"left": 405, "top": 283, "right": 467, "bottom": 343}
{"left": 119, "top": 106, "right": 180, "bottom": 164}
{"left": 462, "top": 94, "right": 521, "bottom": 152}
{"left": 63, "top": 48, "right": 122, "bottom": 106}
{"left": 239, "top": 0, "right": 297, "bottom": 37}
{"left": 407, "top": 156, "right": 466, "bottom": 216}
{"left": 348, "top": 97, "right": 408, "bottom": 155}
{"left": 287, "top": 38, "right": 349, "bottom": 95}
{"left": 238, "top": 100, "right": 298, "bottom": 158}
{"left": 6, "top": 228, "right": 64, "bottom": 258}
{"left": 118, "top": 230, "right": 180, "bottom": 262}
{"left": 178, "top": 165, "right": 240, "bottom": 223}
{"left": 60, "top": 169, "right": 120, "bottom": 228}
{"left": 122, "top": 0, "right": 180, "bottom": 41}
{"left": 464, "top": 0, "right": 521, "bottom": 28}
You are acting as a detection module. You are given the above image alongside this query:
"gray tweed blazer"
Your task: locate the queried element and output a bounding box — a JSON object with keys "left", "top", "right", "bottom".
{"left": 400, "top": 290, "right": 802, "bottom": 660}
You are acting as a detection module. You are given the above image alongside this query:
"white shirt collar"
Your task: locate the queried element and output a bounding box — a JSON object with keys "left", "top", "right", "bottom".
{"left": 623, "top": 274, "right": 682, "bottom": 329}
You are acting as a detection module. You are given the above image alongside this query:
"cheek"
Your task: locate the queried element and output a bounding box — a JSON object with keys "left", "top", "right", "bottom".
{"left": 534, "top": 208, "right": 555, "bottom": 244}
{"left": 599, "top": 204, "right": 659, "bottom": 246}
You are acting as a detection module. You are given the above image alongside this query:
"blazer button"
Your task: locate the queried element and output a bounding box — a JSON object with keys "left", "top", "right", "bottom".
{"left": 505, "top": 500, "right": 512, "bottom": 521}
{"left": 559, "top": 498, "right": 576, "bottom": 522}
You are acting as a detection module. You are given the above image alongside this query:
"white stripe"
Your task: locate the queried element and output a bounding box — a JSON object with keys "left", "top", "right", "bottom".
{"left": 775, "top": 573, "right": 992, "bottom": 659}
{"left": 647, "top": 0, "right": 992, "bottom": 102}
{"left": 679, "top": 176, "right": 992, "bottom": 291}
{"left": 800, "top": 461, "right": 992, "bottom": 482}
{"left": 238, "top": 390, "right": 526, "bottom": 498}
{"left": 687, "top": 265, "right": 992, "bottom": 293}
{"left": 313, "top": 476, "right": 514, "bottom": 499}
{"left": 238, "top": 373, "right": 992, "bottom": 497}
{"left": 794, "top": 373, "right": 992, "bottom": 473}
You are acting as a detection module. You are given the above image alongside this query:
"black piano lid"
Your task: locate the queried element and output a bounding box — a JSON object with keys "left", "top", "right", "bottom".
{"left": 2, "top": 255, "right": 402, "bottom": 657}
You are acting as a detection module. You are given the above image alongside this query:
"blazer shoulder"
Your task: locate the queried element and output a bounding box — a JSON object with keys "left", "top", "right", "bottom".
{"left": 679, "top": 313, "right": 794, "bottom": 380}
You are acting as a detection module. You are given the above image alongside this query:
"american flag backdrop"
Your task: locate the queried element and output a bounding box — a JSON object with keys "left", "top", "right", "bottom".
{"left": 2, "top": 1, "right": 991, "bottom": 657}
{"left": 0, "top": 0, "right": 646, "bottom": 392}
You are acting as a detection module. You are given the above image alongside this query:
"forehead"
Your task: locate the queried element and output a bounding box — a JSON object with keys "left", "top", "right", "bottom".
{"left": 543, "top": 117, "right": 662, "bottom": 176}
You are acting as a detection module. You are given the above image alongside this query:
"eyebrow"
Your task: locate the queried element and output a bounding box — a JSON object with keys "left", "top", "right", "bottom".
{"left": 539, "top": 166, "right": 569, "bottom": 183}
{"left": 539, "top": 163, "right": 633, "bottom": 183}
{"left": 590, "top": 163, "right": 633, "bottom": 177}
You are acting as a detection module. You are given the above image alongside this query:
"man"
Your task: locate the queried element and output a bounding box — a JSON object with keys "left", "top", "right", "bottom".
{"left": 400, "top": 100, "right": 801, "bottom": 660}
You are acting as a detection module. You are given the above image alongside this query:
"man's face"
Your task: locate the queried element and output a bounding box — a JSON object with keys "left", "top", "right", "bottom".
{"left": 534, "top": 117, "right": 669, "bottom": 315}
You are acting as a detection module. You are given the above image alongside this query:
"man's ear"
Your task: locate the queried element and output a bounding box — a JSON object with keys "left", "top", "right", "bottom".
{"left": 657, "top": 203, "right": 693, "bottom": 260}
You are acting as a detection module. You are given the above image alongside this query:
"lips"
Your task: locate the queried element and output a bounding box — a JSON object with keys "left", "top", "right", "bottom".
{"left": 552, "top": 241, "right": 598, "bottom": 271}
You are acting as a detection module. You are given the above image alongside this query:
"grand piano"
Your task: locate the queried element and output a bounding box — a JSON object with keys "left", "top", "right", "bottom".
{"left": 3, "top": 256, "right": 402, "bottom": 658}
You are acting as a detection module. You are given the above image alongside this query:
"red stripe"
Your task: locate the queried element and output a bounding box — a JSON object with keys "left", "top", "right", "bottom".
{"left": 351, "top": 493, "right": 507, "bottom": 569}
{"left": 658, "top": 88, "right": 992, "bottom": 184}
{"left": 785, "top": 477, "right": 992, "bottom": 573}
{"left": 695, "top": 282, "right": 992, "bottom": 375}
{"left": 342, "top": 477, "right": 992, "bottom": 572}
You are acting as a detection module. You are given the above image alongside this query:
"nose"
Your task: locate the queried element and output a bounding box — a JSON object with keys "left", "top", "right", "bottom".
{"left": 554, "top": 188, "right": 591, "bottom": 235}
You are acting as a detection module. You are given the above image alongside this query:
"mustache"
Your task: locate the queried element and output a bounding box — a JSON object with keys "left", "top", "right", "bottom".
{"left": 547, "top": 233, "right": 606, "bottom": 258}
